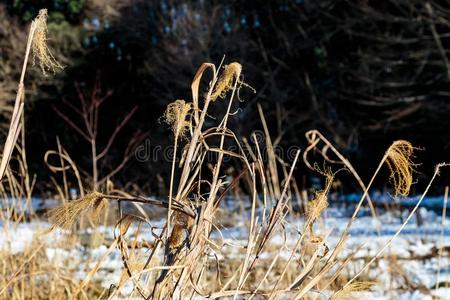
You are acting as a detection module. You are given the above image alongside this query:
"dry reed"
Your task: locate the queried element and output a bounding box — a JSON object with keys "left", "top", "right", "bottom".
{"left": 4, "top": 53, "right": 445, "bottom": 300}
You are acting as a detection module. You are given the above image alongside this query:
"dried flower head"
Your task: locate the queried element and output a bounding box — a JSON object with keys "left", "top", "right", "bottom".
{"left": 331, "top": 281, "right": 377, "bottom": 300}
{"left": 32, "top": 9, "right": 64, "bottom": 75}
{"left": 386, "top": 140, "right": 415, "bottom": 197}
{"left": 211, "top": 62, "right": 242, "bottom": 101}
{"left": 307, "top": 167, "right": 334, "bottom": 222}
{"left": 164, "top": 99, "right": 191, "bottom": 139}
{"left": 46, "top": 192, "right": 109, "bottom": 229}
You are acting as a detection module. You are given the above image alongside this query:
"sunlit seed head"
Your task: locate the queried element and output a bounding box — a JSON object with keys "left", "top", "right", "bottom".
{"left": 307, "top": 166, "right": 334, "bottom": 222}
{"left": 332, "top": 281, "right": 377, "bottom": 300}
{"left": 386, "top": 140, "right": 415, "bottom": 197}
{"left": 46, "top": 192, "right": 108, "bottom": 229}
{"left": 164, "top": 99, "right": 192, "bottom": 139}
{"left": 211, "top": 62, "right": 242, "bottom": 101}
{"left": 32, "top": 9, "right": 64, "bottom": 76}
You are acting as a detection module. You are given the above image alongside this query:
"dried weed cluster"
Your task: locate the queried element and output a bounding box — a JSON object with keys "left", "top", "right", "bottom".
{"left": 0, "top": 8, "right": 447, "bottom": 300}
{"left": 43, "top": 60, "right": 439, "bottom": 299}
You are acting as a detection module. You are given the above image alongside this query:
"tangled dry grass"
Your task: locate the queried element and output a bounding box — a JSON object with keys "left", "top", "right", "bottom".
{"left": 0, "top": 8, "right": 449, "bottom": 300}
{"left": 38, "top": 62, "right": 444, "bottom": 299}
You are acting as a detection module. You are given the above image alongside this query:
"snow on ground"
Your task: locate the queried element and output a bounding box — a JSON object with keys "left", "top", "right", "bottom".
{"left": 1, "top": 196, "right": 450, "bottom": 299}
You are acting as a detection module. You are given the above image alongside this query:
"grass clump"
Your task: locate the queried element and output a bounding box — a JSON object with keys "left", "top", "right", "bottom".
{"left": 41, "top": 61, "right": 445, "bottom": 299}
{"left": 0, "top": 14, "right": 447, "bottom": 297}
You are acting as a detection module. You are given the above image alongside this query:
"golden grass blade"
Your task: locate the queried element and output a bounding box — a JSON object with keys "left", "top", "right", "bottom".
{"left": 0, "top": 102, "right": 24, "bottom": 180}
{"left": 191, "top": 63, "right": 216, "bottom": 124}
{"left": 164, "top": 99, "right": 192, "bottom": 234}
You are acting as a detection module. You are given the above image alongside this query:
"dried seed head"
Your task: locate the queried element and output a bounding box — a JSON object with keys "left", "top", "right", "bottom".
{"left": 307, "top": 167, "right": 333, "bottom": 222}
{"left": 386, "top": 140, "right": 415, "bottom": 197}
{"left": 331, "top": 281, "right": 377, "bottom": 300}
{"left": 46, "top": 192, "right": 109, "bottom": 229}
{"left": 211, "top": 62, "right": 242, "bottom": 101}
{"left": 32, "top": 9, "right": 64, "bottom": 75}
{"left": 164, "top": 99, "right": 191, "bottom": 139}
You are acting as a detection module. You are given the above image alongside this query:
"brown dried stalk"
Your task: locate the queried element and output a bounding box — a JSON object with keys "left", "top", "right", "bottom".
{"left": 164, "top": 99, "right": 192, "bottom": 234}
{"left": 0, "top": 9, "right": 62, "bottom": 181}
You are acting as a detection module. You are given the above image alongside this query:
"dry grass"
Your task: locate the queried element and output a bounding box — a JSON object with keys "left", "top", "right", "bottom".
{"left": 163, "top": 99, "right": 192, "bottom": 139}
{"left": 0, "top": 9, "right": 448, "bottom": 300}
{"left": 46, "top": 192, "right": 109, "bottom": 229}
{"left": 211, "top": 62, "right": 242, "bottom": 101}
{"left": 307, "top": 167, "right": 333, "bottom": 222}
{"left": 43, "top": 61, "right": 443, "bottom": 299}
{"left": 331, "top": 281, "right": 377, "bottom": 300}
{"left": 0, "top": 8, "right": 62, "bottom": 182}
{"left": 3, "top": 58, "right": 446, "bottom": 299}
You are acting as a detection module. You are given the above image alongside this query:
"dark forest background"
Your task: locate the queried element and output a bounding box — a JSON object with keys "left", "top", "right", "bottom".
{"left": 1, "top": 0, "right": 449, "bottom": 196}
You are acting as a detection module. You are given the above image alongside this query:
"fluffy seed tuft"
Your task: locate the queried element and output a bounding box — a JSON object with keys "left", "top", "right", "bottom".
{"left": 211, "top": 62, "right": 242, "bottom": 101}
{"left": 32, "top": 9, "right": 64, "bottom": 75}
{"left": 331, "top": 281, "right": 377, "bottom": 300}
{"left": 164, "top": 99, "right": 192, "bottom": 139}
{"left": 46, "top": 192, "right": 109, "bottom": 229}
{"left": 307, "top": 167, "right": 334, "bottom": 222}
{"left": 386, "top": 140, "right": 415, "bottom": 197}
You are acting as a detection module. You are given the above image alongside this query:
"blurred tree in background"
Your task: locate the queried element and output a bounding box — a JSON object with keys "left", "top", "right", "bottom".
{"left": 1, "top": 0, "right": 450, "bottom": 194}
